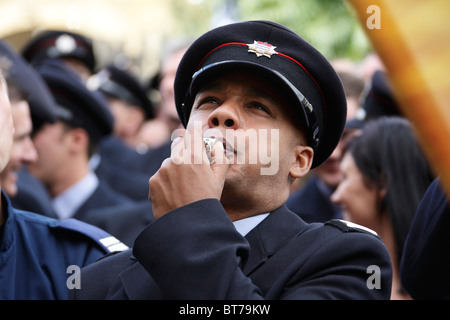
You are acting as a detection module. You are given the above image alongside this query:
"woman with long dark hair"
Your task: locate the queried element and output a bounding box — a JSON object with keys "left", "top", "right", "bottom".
{"left": 331, "top": 116, "right": 435, "bottom": 299}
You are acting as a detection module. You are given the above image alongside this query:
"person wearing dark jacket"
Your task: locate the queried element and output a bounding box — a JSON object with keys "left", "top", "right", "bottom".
{"left": 70, "top": 20, "right": 392, "bottom": 300}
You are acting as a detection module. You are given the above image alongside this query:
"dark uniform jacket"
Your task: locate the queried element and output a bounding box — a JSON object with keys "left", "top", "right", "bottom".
{"left": 11, "top": 168, "right": 55, "bottom": 218}
{"left": 84, "top": 200, "right": 153, "bottom": 247}
{"left": 71, "top": 179, "right": 135, "bottom": 222}
{"left": 400, "top": 178, "right": 450, "bottom": 299}
{"left": 70, "top": 199, "right": 392, "bottom": 299}
{"left": 12, "top": 169, "right": 135, "bottom": 222}
{"left": 0, "top": 191, "right": 126, "bottom": 300}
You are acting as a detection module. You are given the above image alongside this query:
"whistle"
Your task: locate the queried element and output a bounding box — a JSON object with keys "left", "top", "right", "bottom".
{"left": 203, "top": 137, "right": 219, "bottom": 156}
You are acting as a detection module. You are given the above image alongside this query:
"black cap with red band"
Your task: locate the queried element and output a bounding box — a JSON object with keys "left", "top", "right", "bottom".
{"left": 174, "top": 20, "right": 347, "bottom": 168}
{"left": 22, "top": 30, "right": 96, "bottom": 73}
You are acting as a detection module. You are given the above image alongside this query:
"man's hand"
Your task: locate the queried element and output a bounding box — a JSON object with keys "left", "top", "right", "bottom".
{"left": 148, "top": 127, "right": 229, "bottom": 219}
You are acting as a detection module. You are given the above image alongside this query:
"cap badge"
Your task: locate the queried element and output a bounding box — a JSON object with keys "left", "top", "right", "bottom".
{"left": 247, "top": 41, "right": 278, "bottom": 58}
{"left": 55, "top": 34, "right": 77, "bottom": 53}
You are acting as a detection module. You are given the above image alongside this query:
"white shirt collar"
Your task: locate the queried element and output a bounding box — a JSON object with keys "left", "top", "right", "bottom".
{"left": 52, "top": 171, "right": 99, "bottom": 220}
{"left": 233, "top": 213, "right": 270, "bottom": 237}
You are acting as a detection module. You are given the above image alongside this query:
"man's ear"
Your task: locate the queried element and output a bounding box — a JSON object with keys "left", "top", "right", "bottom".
{"left": 289, "top": 145, "right": 314, "bottom": 179}
{"left": 67, "top": 127, "right": 89, "bottom": 153}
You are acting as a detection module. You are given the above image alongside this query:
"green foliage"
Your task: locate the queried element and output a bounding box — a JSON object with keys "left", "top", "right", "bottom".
{"left": 236, "top": 0, "right": 372, "bottom": 60}
{"left": 171, "top": 0, "right": 372, "bottom": 61}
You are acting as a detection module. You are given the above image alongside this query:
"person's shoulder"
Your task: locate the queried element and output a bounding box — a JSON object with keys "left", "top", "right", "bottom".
{"left": 53, "top": 218, "right": 129, "bottom": 253}
{"left": 12, "top": 209, "right": 127, "bottom": 256}
{"left": 324, "top": 219, "right": 380, "bottom": 238}
{"left": 299, "top": 218, "right": 391, "bottom": 270}
{"left": 296, "top": 218, "right": 386, "bottom": 257}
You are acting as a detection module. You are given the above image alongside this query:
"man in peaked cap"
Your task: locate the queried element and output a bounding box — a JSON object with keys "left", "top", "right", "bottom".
{"left": 22, "top": 30, "right": 96, "bottom": 83}
{"left": 87, "top": 64, "right": 156, "bottom": 201}
{"left": 71, "top": 20, "right": 392, "bottom": 300}
{"left": 346, "top": 70, "right": 401, "bottom": 129}
{"left": 0, "top": 39, "right": 57, "bottom": 217}
{"left": 90, "top": 64, "right": 154, "bottom": 161}
{"left": 0, "top": 62, "right": 127, "bottom": 300}
{"left": 25, "top": 60, "right": 134, "bottom": 222}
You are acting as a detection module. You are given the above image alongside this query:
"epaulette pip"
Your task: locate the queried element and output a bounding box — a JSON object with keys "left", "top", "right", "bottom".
{"left": 325, "top": 219, "right": 379, "bottom": 238}
{"left": 52, "top": 218, "right": 129, "bottom": 253}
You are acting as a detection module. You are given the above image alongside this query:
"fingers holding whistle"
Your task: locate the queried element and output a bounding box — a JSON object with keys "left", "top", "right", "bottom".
{"left": 149, "top": 129, "right": 229, "bottom": 220}
{"left": 169, "top": 127, "right": 230, "bottom": 168}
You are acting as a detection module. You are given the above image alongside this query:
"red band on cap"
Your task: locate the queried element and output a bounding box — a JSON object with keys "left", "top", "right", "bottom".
{"left": 196, "top": 42, "right": 247, "bottom": 70}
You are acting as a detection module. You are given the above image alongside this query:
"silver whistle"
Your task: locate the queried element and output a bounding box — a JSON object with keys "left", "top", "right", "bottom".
{"left": 204, "top": 137, "right": 219, "bottom": 156}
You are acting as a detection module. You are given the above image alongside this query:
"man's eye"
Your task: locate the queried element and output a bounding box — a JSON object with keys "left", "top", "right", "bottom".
{"left": 195, "top": 96, "right": 221, "bottom": 109}
{"left": 249, "top": 102, "right": 272, "bottom": 115}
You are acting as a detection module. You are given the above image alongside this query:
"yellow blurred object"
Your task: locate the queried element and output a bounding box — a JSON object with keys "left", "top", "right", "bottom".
{"left": 348, "top": 0, "right": 450, "bottom": 198}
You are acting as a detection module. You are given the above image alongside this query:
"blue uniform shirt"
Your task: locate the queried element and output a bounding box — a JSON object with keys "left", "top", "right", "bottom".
{"left": 0, "top": 191, "right": 127, "bottom": 299}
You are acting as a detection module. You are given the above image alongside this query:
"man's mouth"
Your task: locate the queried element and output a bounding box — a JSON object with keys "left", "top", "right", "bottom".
{"left": 203, "top": 137, "right": 236, "bottom": 160}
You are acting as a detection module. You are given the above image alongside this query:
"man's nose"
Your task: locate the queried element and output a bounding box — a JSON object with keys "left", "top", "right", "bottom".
{"left": 22, "top": 137, "right": 38, "bottom": 164}
{"left": 207, "top": 103, "right": 240, "bottom": 129}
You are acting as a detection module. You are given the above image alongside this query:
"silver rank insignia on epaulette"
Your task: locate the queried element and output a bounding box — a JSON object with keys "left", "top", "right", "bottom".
{"left": 99, "top": 236, "right": 129, "bottom": 253}
{"left": 326, "top": 219, "right": 378, "bottom": 237}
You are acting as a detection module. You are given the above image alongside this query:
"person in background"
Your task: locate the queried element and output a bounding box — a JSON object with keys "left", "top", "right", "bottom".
{"left": 136, "top": 38, "right": 191, "bottom": 150}
{"left": 0, "top": 60, "right": 126, "bottom": 300}
{"left": 26, "top": 60, "right": 134, "bottom": 221}
{"left": 400, "top": 178, "right": 450, "bottom": 299}
{"left": 286, "top": 60, "right": 365, "bottom": 223}
{"left": 12, "top": 30, "right": 97, "bottom": 216}
{"left": 97, "top": 40, "right": 192, "bottom": 180}
{"left": 21, "top": 30, "right": 96, "bottom": 84}
{"left": 0, "top": 39, "right": 56, "bottom": 217}
{"left": 87, "top": 65, "right": 156, "bottom": 201}
{"left": 90, "top": 64, "right": 154, "bottom": 151}
{"left": 331, "top": 116, "right": 435, "bottom": 299}
{"left": 0, "top": 76, "right": 37, "bottom": 197}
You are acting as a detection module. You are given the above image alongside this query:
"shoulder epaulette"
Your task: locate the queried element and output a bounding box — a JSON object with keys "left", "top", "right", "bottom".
{"left": 53, "top": 218, "right": 129, "bottom": 253}
{"left": 325, "top": 219, "right": 379, "bottom": 238}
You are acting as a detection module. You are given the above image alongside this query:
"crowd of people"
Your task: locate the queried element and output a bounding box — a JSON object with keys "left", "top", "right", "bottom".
{"left": 0, "top": 20, "right": 448, "bottom": 300}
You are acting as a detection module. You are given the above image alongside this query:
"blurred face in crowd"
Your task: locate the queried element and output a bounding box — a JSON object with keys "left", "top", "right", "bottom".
{"left": 158, "top": 48, "right": 186, "bottom": 130}
{"left": 314, "top": 127, "right": 361, "bottom": 189}
{"left": 187, "top": 71, "right": 313, "bottom": 214}
{"left": 27, "top": 121, "right": 72, "bottom": 193}
{"left": 314, "top": 141, "right": 344, "bottom": 188}
{"left": 0, "top": 75, "right": 13, "bottom": 175}
{"left": 106, "top": 97, "right": 145, "bottom": 138}
{"left": 0, "top": 100, "right": 37, "bottom": 196}
{"left": 331, "top": 152, "right": 383, "bottom": 231}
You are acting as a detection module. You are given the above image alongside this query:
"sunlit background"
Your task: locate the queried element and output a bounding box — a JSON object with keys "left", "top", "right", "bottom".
{"left": 0, "top": 0, "right": 371, "bottom": 81}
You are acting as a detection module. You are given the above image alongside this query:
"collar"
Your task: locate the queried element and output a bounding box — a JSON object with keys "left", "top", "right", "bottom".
{"left": 242, "top": 204, "right": 309, "bottom": 276}
{"left": 88, "top": 153, "right": 101, "bottom": 171}
{"left": 52, "top": 171, "right": 99, "bottom": 220}
{"left": 233, "top": 213, "right": 270, "bottom": 236}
